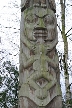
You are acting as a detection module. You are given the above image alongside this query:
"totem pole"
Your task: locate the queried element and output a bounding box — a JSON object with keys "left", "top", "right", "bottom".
{"left": 19, "top": 0, "right": 62, "bottom": 108}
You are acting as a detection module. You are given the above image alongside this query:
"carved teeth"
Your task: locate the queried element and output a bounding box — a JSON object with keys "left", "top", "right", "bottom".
{"left": 34, "top": 30, "right": 47, "bottom": 34}
{"left": 33, "top": 34, "right": 47, "bottom": 37}
{"left": 33, "top": 30, "right": 47, "bottom": 37}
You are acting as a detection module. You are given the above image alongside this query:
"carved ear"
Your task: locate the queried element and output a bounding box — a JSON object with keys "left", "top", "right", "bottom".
{"left": 21, "top": 6, "right": 26, "bottom": 12}
{"left": 46, "top": 0, "right": 56, "bottom": 13}
{"left": 21, "top": 0, "right": 35, "bottom": 12}
{"left": 48, "top": 0, "right": 56, "bottom": 13}
{"left": 21, "top": 0, "right": 31, "bottom": 12}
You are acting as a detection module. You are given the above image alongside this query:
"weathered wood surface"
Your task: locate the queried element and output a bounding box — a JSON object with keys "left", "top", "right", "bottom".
{"left": 19, "top": 0, "right": 62, "bottom": 108}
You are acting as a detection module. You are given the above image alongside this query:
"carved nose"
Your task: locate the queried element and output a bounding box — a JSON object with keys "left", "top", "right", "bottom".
{"left": 36, "top": 18, "right": 46, "bottom": 28}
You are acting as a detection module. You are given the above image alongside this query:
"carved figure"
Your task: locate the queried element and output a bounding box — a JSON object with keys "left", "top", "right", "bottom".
{"left": 19, "top": 1, "right": 62, "bottom": 108}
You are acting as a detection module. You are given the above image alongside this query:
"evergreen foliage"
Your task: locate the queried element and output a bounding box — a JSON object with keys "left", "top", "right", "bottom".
{"left": 0, "top": 61, "right": 19, "bottom": 108}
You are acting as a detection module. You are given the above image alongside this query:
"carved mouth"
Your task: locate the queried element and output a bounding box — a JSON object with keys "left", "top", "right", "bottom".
{"left": 33, "top": 29, "right": 48, "bottom": 38}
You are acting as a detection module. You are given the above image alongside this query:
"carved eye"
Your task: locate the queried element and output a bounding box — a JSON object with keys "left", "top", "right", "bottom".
{"left": 25, "top": 14, "right": 38, "bottom": 23}
{"left": 44, "top": 15, "right": 55, "bottom": 25}
{"left": 32, "top": 15, "right": 38, "bottom": 23}
{"left": 25, "top": 18, "right": 31, "bottom": 23}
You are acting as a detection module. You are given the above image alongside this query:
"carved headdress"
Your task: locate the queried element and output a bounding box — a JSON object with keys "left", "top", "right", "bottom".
{"left": 21, "top": 0, "right": 56, "bottom": 13}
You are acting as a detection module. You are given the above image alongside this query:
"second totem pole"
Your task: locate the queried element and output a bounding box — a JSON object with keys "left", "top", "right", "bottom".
{"left": 19, "top": 0, "right": 62, "bottom": 108}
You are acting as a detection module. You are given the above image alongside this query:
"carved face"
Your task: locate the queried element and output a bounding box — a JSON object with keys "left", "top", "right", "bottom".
{"left": 24, "top": 7, "right": 57, "bottom": 41}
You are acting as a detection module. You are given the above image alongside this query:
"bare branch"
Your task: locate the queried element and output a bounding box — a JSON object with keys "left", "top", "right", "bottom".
{"left": 65, "top": 27, "right": 72, "bottom": 35}
{"left": 67, "top": 33, "right": 72, "bottom": 37}
{"left": 0, "top": 54, "right": 8, "bottom": 63}
{"left": 57, "top": 24, "right": 62, "bottom": 34}
{"left": 69, "top": 37, "right": 72, "bottom": 41}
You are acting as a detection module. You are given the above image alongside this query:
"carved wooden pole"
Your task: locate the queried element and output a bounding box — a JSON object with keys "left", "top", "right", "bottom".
{"left": 19, "top": 0, "right": 62, "bottom": 108}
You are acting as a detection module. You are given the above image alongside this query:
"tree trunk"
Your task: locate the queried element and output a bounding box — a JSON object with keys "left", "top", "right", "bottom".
{"left": 19, "top": 0, "right": 62, "bottom": 108}
{"left": 60, "top": 0, "right": 70, "bottom": 102}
